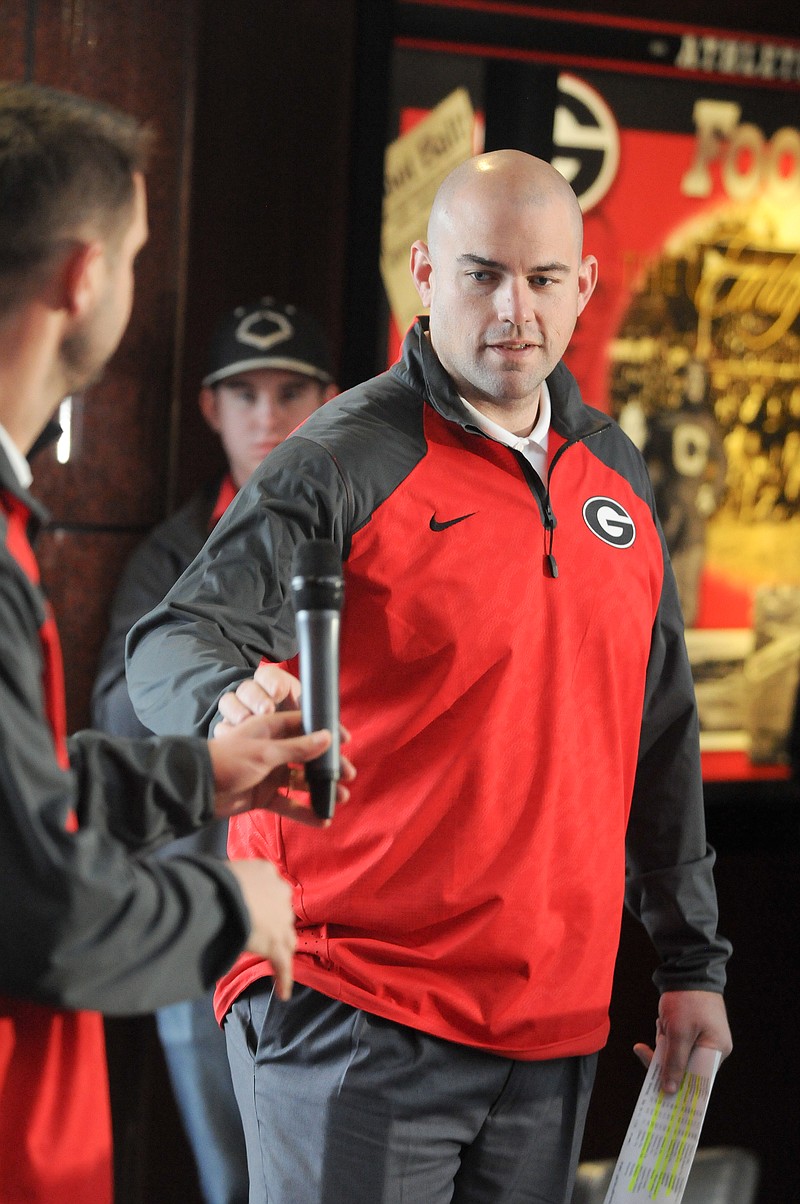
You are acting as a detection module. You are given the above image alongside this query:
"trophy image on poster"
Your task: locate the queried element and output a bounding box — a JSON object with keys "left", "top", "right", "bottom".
{"left": 610, "top": 197, "right": 800, "bottom": 767}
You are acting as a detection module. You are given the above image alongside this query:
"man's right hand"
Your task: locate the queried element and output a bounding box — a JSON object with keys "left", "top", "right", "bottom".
{"left": 217, "top": 662, "right": 301, "bottom": 725}
{"left": 226, "top": 860, "right": 297, "bottom": 1000}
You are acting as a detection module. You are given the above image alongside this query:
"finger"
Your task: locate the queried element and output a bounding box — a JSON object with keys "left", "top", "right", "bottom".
{"left": 247, "top": 709, "right": 308, "bottom": 739}
{"left": 287, "top": 767, "right": 353, "bottom": 806}
{"left": 339, "top": 754, "right": 356, "bottom": 783}
{"left": 212, "top": 712, "right": 302, "bottom": 753}
{"left": 217, "top": 690, "right": 258, "bottom": 727}
{"left": 269, "top": 795, "right": 333, "bottom": 826}
{"left": 234, "top": 678, "right": 278, "bottom": 717}
{"left": 280, "top": 761, "right": 352, "bottom": 810}
{"left": 633, "top": 1042, "right": 654, "bottom": 1071}
{"left": 254, "top": 662, "right": 302, "bottom": 709}
{"left": 267, "top": 728, "right": 334, "bottom": 765}
{"left": 264, "top": 719, "right": 355, "bottom": 779}
{"left": 660, "top": 1033, "right": 693, "bottom": 1094}
{"left": 226, "top": 722, "right": 331, "bottom": 765}
{"left": 288, "top": 757, "right": 355, "bottom": 794}
{"left": 271, "top": 937, "right": 296, "bottom": 1001}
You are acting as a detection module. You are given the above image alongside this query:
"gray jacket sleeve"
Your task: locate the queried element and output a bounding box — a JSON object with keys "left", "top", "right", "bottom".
{"left": 127, "top": 439, "right": 349, "bottom": 735}
{"left": 624, "top": 518, "right": 731, "bottom": 995}
{"left": 0, "top": 553, "right": 250, "bottom": 1015}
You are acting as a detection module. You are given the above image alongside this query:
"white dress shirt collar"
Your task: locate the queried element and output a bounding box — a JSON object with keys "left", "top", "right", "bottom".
{"left": 0, "top": 421, "right": 33, "bottom": 489}
{"left": 460, "top": 380, "right": 552, "bottom": 482}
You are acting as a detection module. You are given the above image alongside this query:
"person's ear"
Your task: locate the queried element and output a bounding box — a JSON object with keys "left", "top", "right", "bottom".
{"left": 321, "top": 382, "right": 338, "bottom": 403}
{"left": 576, "top": 254, "right": 598, "bottom": 316}
{"left": 59, "top": 239, "right": 105, "bottom": 318}
{"left": 409, "top": 240, "right": 434, "bottom": 307}
{"left": 199, "top": 386, "right": 222, "bottom": 433}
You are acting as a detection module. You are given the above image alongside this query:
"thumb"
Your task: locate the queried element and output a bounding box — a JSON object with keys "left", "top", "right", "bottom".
{"left": 633, "top": 1042, "right": 654, "bottom": 1071}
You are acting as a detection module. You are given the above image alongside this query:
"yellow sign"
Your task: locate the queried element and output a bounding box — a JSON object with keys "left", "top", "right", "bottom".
{"left": 380, "top": 88, "right": 477, "bottom": 338}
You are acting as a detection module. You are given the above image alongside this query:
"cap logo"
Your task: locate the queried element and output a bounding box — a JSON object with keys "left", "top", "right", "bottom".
{"left": 582, "top": 496, "right": 636, "bottom": 548}
{"left": 235, "top": 307, "right": 295, "bottom": 352}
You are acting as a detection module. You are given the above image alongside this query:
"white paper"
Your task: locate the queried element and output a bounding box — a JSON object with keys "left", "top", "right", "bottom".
{"left": 602, "top": 1045, "right": 721, "bottom": 1202}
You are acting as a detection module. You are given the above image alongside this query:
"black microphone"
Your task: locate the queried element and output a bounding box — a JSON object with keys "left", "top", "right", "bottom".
{"left": 290, "top": 539, "right": 344, "bottom": 819}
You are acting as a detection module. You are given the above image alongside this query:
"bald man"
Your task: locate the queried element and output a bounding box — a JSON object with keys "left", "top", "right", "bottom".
{"left": 127, "top": 151, "right": 732, "bottom": 1204}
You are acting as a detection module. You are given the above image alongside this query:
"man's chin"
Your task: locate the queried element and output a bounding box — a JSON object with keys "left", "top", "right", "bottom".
{"left": 482, "top": 371, "right": 547, "bottom": 403}
{"left": 61, "top": 359, "right": 107, "bottom": 397}
{"left": 60, "top": 325, "right": 117, "bottom": 395}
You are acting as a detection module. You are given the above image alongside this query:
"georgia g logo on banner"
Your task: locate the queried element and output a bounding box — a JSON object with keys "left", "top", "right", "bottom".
{"left": 551, "top": 74, "right": 620, "bottom": 212}
{"left": 582, "top": 497, "right": 636, "bottom": 548}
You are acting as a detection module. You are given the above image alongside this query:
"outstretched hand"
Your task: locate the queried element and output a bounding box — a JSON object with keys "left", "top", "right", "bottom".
{"left": 208, "top": 708, "right": 354, "bottom": 826}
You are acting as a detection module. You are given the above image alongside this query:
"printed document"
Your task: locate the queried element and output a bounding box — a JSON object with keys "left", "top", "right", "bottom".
{"left": 603, "top": 1045, "right": 721, "bottom": 1202}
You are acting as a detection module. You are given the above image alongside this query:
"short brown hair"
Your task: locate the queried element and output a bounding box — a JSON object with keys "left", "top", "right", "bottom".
{"left": 0, "top": 82, "right": 153, "bottom": 310}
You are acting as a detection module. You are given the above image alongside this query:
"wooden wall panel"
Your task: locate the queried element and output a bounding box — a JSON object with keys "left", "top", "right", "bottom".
{"left": 0, "top": 0, "right": 30, "bottom": 79}
{"left": 19, "top": 0, "right": 198, "bottom": 731}
{"left": 175, "top": 0, "right": 359, "bottom": 504}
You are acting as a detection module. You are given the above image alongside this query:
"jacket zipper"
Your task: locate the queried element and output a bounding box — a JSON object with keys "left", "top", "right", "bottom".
{"left": 515, "top": 423, "right": 611, "bottom": 578}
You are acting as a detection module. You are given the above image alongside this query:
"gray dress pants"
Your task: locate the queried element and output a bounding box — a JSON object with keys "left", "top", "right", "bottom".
{"left": 224, "top": 980, "right": 597, "bottom": 1204}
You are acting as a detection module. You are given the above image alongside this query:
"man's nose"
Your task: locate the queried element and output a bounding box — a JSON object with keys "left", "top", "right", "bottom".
{"left": 253, "top": 396, "right": 279, "bottom": 426}
{"left": 497, "top": 279, "right": 532, "bottom": 327}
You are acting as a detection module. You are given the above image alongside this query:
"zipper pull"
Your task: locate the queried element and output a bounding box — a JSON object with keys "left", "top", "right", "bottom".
{"left": 544, "top": 510, "right": 558, "bottom": 578}
{"left": 543, "top": 495, "right": 555, "bottom": 526}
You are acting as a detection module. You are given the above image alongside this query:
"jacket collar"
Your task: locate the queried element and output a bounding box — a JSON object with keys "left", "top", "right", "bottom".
{"left": 394, "top": 316, "right": 608, "bottom": 442}
{"left": 0, "top": 441, "right": 50, "bottom": 533}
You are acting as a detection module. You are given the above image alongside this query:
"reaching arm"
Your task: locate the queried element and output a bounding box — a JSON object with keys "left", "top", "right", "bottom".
{"left": 0, "top": 556, "right": 348, "bottom": 1013}
{"left": 126, "top": 438, "right": 350, "bottom": 736}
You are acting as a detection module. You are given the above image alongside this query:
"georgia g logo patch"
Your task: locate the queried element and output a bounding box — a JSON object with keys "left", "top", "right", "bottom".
{"left": 582, "top": 497, "right": 636, "bottom": 548}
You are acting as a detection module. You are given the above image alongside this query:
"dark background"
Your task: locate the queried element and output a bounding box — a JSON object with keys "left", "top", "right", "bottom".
{"left": 1, "top": 2, "right": 797, "bottom": 1200}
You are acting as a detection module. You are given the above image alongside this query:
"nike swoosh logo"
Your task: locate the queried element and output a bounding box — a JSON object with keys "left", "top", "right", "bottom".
{"left": 429, "top": 511, "right": 476, "bottom": 532}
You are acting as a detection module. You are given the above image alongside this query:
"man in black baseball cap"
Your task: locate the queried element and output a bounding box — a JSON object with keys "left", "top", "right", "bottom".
{"left": 204, "top": 297, "right": 333, "bottom": 385}
{"left": 200, "top": 297, "right": 336, "bottom": 487}
{"left": 92, "top": 296, "right": 337, "bottom": 1203}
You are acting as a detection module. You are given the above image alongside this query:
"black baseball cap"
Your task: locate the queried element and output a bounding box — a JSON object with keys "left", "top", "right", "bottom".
{"left": 202, "top": 297, "right": 333, "bottom": 387}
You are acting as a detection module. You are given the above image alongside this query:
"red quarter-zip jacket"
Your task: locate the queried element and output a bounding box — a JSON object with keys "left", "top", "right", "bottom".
{"left": 128, "top": 318, "right": 730, "bottom": 1059}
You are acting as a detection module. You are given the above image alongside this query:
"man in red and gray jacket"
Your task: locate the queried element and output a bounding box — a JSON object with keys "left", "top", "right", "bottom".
{"left": 128, "top": 150, "right": 732, "bottom": 1204}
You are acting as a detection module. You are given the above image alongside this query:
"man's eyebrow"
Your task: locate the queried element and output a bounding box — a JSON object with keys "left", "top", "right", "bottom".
{"left": 457, "top": 253, "right": 571, "bottom": 273}
{"left": 220, "top": 375, "right": 253, "bottom": 388}
{"left": 457, "top": 254, "right": 505, "bottom": 270}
